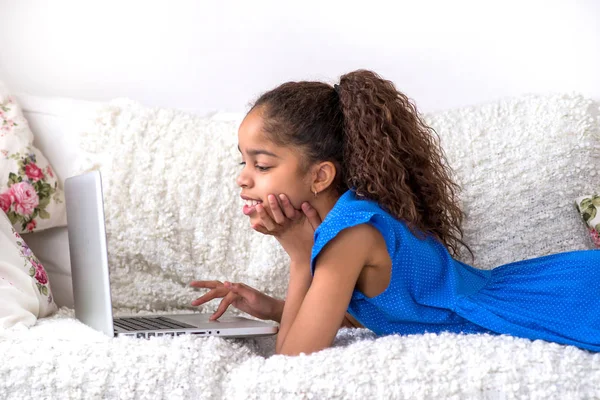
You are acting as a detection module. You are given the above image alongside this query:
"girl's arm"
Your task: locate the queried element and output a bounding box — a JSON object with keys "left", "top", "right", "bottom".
{"left": 275, "top": 259, "right": 313, "bottom": 353}
{"left": 275, "top": 223, "right": 378, "bottom": 356}
{"left": 272, "top": 299, "right": 362, "bottom": 328}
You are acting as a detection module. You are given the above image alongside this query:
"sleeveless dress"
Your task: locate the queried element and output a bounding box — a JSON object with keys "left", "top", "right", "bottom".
{"left": 310, "top": 190, "right": 600, "bottom": 352}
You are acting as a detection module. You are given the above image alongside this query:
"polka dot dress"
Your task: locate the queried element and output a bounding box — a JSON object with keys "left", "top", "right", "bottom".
{"left": 310, "top": 191, "right": 600, "bottom": 352}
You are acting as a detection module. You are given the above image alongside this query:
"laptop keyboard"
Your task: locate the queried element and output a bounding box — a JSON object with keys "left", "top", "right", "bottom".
{"left": 113, "top": 316, "right": 195, "bottom": 332}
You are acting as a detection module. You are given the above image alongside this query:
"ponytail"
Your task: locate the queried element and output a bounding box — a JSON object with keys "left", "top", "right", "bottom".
{"left": 336, "top": 70, "right": 470, "bottom": 257}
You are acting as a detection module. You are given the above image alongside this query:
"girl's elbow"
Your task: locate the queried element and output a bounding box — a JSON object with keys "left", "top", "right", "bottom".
{"left": 275, "top": 340, "right": 330, "bottom": 356}
{"left": 275, "top": 340, "right": 300, "bottom": 356}
{"left": 275, "top": 346, "right": 313, "bottom": 356}
{"left": 275, "top": 347, "right": 302, "bottom": 356}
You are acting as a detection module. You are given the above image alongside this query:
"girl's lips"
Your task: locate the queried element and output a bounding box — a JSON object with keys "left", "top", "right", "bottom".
{"left": 242, "top": 200, "right": 262, "bottom": 216}
{"left": 242, "top": 204, "right": 257, "bottom": 216}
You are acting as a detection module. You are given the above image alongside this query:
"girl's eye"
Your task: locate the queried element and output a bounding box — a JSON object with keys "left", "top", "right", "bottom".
{"left": 238, "top": 161, "right": 270, "bottom": 171}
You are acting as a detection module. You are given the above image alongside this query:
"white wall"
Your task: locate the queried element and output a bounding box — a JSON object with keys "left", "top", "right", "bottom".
{"left": 0, "top": 0, "right": 598, "bottom": 114}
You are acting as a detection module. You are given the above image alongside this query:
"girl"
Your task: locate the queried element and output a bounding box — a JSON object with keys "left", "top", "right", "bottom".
{"left": 191, "top": 70, "right": 600, "bottom": 356}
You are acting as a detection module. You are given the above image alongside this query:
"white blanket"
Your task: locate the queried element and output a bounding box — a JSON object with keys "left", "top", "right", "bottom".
{"left": 2, "top": 93, "right": 599, "bottom": 399}
{"left": 2, "top": 308, "right": 599, "bottom": 399}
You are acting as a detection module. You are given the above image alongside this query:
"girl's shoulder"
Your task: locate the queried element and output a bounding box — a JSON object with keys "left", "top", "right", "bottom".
{"left": 311, "top": 190, "right": 407, "bottom": 275}
{"left": 314, "top": 191, "right": 402, "bottom": 251}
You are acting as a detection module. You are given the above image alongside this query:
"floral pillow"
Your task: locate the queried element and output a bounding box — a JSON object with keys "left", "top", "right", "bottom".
{"left": 575, "top": 194, "right": 600, "bottom": 248}
{"left": 0, "top": 209, "right": 57, "bottom": 329}
{"left": 0, "top": 81, "right": 67, "bottom": 233}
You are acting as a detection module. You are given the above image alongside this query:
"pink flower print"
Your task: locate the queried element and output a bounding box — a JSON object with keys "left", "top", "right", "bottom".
{"left": 32, "top": 261, "right": 48, "bottom": 285}
{"left": 46, "top": 165, "right": 54, "bottom": 178}
{"left": 10, "top": 181, "right": 39, "bottom": 216}
{"left": 26, "top": 219, "right": 37, "bottom": 232}
{"left": 1, "top": 150, "right": 8, "bottom": 157}
{"left": 1, "top": 119, "right": 16, "bottom": 134}
{"left": 25, "top": 163, "right": 44, "bottom": 181}
{"left": 14, "top": 232, "right": 33, "bottom": 256}
{"left": 590, "top": 228, "right": 600, "bottom": 247}
{"left": 16, "top": 234, "right": 33, "bottom": 256}
{"left": 0, "top": 191, "right": 13, "bottom": 212}
{"left": 21, "top": 243, "right": 32, "bottom": 257}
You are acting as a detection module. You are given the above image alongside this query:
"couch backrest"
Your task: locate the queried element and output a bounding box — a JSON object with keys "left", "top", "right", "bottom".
{"left": 66, "top": 94, "right": 600, "bottom": 312}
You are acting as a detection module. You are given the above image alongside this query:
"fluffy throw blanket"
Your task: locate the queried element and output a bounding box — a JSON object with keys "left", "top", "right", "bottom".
{"left": 2, "top": 94, "right": 599, "bottom": 399}
{"left": 2, "top": 309, "right": 599, "bottom": 399}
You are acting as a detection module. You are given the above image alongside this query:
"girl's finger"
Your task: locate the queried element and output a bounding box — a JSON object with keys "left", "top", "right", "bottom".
{"left": 278, "top": 194, "right": 300, "bottom": 220}
{"left": 252, "top": 223, "right": 271, "bottom": 235}
{"left": 191, "top": 288, "right": 225, "bottom": 306}
{"left": 228, "top": 283, "right": 256, "bottom": 303}
{"left": 210, "top": 291, "right": 238, "bottom": 320}
{"left": 302, "top": 202, "right": 322, "bottom": 230}
{"left": 268, "top": 194, "right": 286, "bottom": 224}
{"left": 190, "top": 280, "right": 223, "bottom": 289}
{"left": 256, "top": 203, "right": 278, "bottom": 231}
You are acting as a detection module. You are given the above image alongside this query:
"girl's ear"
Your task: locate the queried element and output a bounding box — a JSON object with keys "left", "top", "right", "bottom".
{"left": 311, "top": 161, "right": 337, "bottom": 195}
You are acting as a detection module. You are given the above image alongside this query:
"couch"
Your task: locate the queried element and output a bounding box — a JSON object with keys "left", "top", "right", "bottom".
{"left": 1, "top": 92, "right": 599, "bottom": 399}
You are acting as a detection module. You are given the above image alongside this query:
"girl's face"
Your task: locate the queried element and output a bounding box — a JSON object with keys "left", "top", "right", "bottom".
{"left": 236, "top": 110, "right": 314, "bottom": 224}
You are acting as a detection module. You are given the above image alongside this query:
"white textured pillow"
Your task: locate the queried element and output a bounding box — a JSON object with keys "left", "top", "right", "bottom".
{"left": 78, "top": 100, "right": 284, "bottom": 312}
{"left": 0, "top": 82, "right": 67, "bottom": 233}
{"left": 77, "top": 94, "right": 600, "bottom": 313}
{"left": 0, "top": 210, "right": 58, "bottom": 329}
{"left": 425, "top": 94, "right": 600, "bottom": 268}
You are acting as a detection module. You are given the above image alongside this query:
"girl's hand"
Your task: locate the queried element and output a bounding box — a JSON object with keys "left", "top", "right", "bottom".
{"left": 190, "top": 280, "right": 283, "bottom": 322}
{"left": 252, "top": 194, "right": 322, "bottom": 262}
{"left": 252, "top": 194, "right": 321, "bottom": 234}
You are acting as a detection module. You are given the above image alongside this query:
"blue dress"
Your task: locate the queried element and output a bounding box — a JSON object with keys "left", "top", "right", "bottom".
{"left": 310, "top": 190, "right": 600, "bottom": 352}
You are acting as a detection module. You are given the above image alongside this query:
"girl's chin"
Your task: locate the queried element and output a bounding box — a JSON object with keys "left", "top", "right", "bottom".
{"left": 247, "top": 215, "right": 262, "bottom": 229}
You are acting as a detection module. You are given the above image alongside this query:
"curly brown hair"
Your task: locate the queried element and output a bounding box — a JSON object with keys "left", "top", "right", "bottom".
{"left": 251, "top": 69, "right": 470, "bottom": 258}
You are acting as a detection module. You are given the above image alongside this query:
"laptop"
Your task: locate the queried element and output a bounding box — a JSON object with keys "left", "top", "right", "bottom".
{"left": 64, "top": 170, "right": 278, "bottom": 338}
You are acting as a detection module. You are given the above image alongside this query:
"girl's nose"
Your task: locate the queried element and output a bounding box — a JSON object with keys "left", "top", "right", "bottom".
{"left": 236, "top": 168, "right": 251, "bottom": 188}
